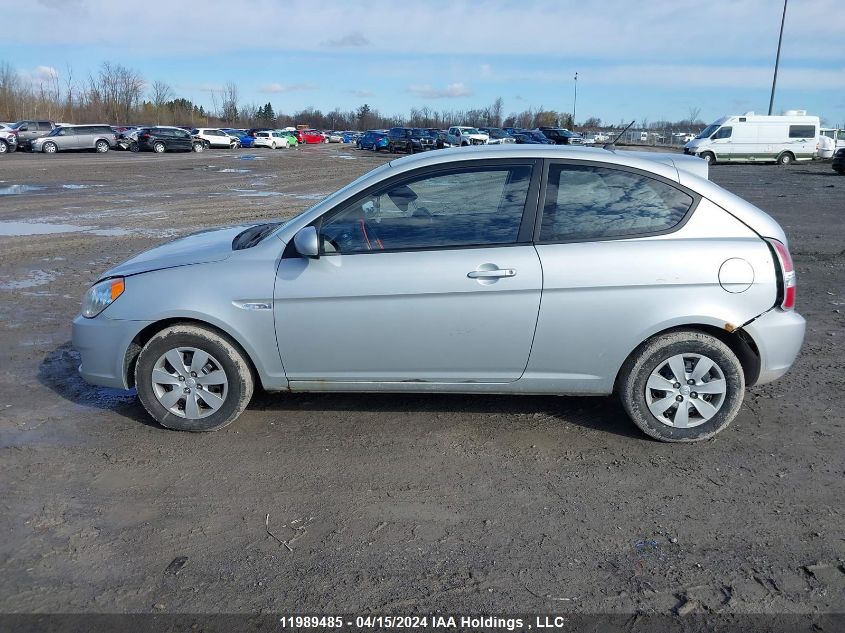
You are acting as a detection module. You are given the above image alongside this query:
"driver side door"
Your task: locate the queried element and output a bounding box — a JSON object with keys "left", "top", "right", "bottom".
{"left": 274, "top": 160, "right": 543, "bottom": 385}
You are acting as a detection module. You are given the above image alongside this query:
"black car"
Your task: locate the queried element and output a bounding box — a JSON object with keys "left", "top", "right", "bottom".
{"left": 387, "top": 127, "right": 414, "bottom": 153}
{"left": 133, "top": 127, "right": 200, "bottom": 153}
{"left": 833, "top": 147, "right": 845, "bottom": 175}
{"left": 538, "top": 127, "right": 584, "bottom": 145}
{"left": 426, "top": 129, "right": 450, "bottom": 149}
{"left": 409, "top": 128, "right": 437, "bottom": 152}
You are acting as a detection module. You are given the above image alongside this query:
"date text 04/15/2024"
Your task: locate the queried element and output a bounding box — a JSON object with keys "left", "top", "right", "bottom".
{"left": 279, "top": 615, "right": 573, "bottom": 630}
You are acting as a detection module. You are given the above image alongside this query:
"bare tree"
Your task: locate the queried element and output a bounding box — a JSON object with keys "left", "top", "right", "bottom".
{"left": 687, "top": 106, "right": 702, "bottom": 125}
{"left": 490, "top": 97, "right": 504, "bottom": 127}
{"left": 151, "top": 80, "right": 174, "bottom": 125}
{"left": 220, "top": 81, "right": 238, "bottom": 125}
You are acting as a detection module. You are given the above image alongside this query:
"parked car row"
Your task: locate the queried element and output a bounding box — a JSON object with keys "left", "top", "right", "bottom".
{"left": 0, "top": 120, "right": 343, "bottom": 155}
{"left": 354, "top": 126, "right": 586, "bottom": 154}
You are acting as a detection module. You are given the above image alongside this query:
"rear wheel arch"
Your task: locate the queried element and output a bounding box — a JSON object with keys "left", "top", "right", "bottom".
{"left": 125, "top": 318, "right": 261, "bottom": 390}
{"left": 613, "top": 323, "right": 761, "bottom": 394}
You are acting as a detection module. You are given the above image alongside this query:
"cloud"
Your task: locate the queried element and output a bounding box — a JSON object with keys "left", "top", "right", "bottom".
{"left": 349, "top": 89, "right": 374, "bottom": 98}
{"left": 20, "top": 65, "right": 60, "bottom": 87}
{"left": 259, "top": 82, "right": 319, "bottom": 93}
{"left": 37, "top": 0, "right": 84, "bottom": 9}
{"left": 407, "top": 82, "right": 472, "bottom": 99}
{"left": 321, "top": 31, "right": 369, "bottom": 47}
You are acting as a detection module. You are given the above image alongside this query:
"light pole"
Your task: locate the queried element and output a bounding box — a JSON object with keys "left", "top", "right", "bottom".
{"left": 768, "top": 0, "right": 788, "bottom": 116}
{"left": 573, "top": 72, "right": 578, "bottom": 129}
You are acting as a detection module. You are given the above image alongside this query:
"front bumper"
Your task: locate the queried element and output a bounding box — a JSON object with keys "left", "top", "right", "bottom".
{"left": 743, "top": 308, "right": 806, "bottom": 385}
{"left": 72, "top": 315, "right": 152, "bottom": 389}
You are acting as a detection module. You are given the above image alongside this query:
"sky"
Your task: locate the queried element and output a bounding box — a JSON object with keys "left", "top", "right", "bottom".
{"left": 1, "top": 0, "right": 843, "bottom": 127}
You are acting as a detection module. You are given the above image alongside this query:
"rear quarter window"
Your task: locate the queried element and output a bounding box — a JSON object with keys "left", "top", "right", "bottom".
{"left": 788, "top": 125, "right": 816, "bottom": 138}
{"left": 539, "top": 164, "right": 694, "bottom": 242}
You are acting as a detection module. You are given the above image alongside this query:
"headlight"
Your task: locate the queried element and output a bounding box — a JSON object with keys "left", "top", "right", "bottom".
{"left": 81, "top": 277, "right": 125, "bottom": 318}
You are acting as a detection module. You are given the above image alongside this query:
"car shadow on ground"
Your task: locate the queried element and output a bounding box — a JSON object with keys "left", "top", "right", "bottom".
{"left": 248, "top": 384, "right": 643, "bottom": 440}
{"left": 38, "top": 342, "right": 156, "bottom": 428}
{"left": 39, "top": 342, "right": 642, "bottom": 439}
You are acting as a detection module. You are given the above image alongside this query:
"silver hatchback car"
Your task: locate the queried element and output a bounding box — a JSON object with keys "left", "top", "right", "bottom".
{"left": 72, "top": 146, "right": 804, "bottom": 441}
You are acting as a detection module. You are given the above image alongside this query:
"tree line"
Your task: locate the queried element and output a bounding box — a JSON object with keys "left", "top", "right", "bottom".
{"left": 1, "top": 60, "right": 705, "bottom": 132}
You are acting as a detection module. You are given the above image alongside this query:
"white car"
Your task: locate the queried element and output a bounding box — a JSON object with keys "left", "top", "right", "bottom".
{"left": 191, "top": 128, "right": 239, "bottom": 149}
{"left": 253, "top": 131, "right": 290, "bottom": 149}
{"left": 447, "top": 126, "right": 489, "bottom": 147}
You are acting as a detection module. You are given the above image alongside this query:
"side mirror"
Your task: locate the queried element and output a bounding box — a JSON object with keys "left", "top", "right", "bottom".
{"left": 293, "top": 225, "right": 320, "bottom": 258}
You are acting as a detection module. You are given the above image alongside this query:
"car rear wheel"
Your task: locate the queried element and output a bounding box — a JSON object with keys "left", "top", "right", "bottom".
{"left": 153, "top": 142, "right": 166, "bottom": 153}
{"left": 136, "top": 324, "right": 254, "bottom": 432}
{"left": 129, "top": 141, "right": 139, "bottom": 152}
{"left": 618, "top": 330, "right": 744, "bottom": 442}
{"left": 777, "top": 152, "right": 794, "bottom": 165}
{"left": 95, "top": 140, "right": 109, "bottom": 153}
{"left": 43, "top": 142, "right": 58, "bottom": 154}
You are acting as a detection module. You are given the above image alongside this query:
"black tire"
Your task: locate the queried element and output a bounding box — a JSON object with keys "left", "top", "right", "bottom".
{"left": 202, "top": 140, "right": 211, "bottom": 150}
{"left": 0, "top": 140, "right": 7, "bottom": 154}
{"left": 776, "top": 152, "right": 794, "bottom": 165}
{"left": 135, "top": 324, "right": 254, "bottom": 432}
{"left": 699, "top": 151, "right": 715, "bottom": 165}
{"left": 833, "top": 167, "right": 845, "bottom": 175}
{"left": 42, "top": 141, "right": 58, "bottom": 154}
{"left": 153, "top": 141, "right": 166, "bottom": 154}
{"left": 95, "top": 140, "right": 110, "bottom": 153}
{"left": 618, "top": 330, "right": 744, "bottom": 442}
{"left": 192, "top": 142, "right": 204, "bottom": 153}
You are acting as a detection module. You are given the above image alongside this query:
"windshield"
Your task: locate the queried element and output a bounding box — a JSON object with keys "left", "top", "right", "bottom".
{"left": 47, "top": 128, "right": 62, "bottom": 137}
{"left": 696, "top": 124, "right": 720, "bottom": 139}
{"left": 270, "top": 162, "right": 394, "bottom": 241}
{"left": 461, "top": 128, "right": 480, "bottom": 135}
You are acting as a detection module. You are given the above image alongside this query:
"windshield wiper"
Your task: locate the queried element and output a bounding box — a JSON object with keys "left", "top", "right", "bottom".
{"left": 232, "top": 222, "right": 281, "bottom": 250}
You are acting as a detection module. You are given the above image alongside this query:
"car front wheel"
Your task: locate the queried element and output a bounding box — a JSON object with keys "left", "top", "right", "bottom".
{"left": 136, "top": 324, "right": 254, "bottom": 432}
{"left": 618, "top": 330, "right": 744, "bottom": 442}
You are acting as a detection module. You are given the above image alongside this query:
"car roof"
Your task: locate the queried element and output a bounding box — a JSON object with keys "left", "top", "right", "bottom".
{"left": 385, "top": 144, "right": 703, "bottom": 181}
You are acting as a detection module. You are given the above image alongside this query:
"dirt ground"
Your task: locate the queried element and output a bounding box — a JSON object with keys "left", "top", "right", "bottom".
{"left": 0, "top": 144, "right": 843, "bottom": 618}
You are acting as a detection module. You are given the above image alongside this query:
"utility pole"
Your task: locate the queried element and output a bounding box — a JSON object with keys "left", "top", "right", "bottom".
{"left": 573, "top": 72, "right": 578, "bottom": 129}
{"left": 768, "top": 0, "right": 788, "bottom": 116}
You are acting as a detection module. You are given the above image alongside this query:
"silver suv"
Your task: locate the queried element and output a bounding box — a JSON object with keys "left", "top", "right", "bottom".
{"left": 72, "top": 145, "right": 804, "bottom": 442}
{"left": 32, "top": 125, "right": 117, "bottom": 153}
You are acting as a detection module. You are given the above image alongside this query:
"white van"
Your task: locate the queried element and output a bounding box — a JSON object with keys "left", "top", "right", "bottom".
{"left": 684, "top": 111, "right": 819, "bottom": 165}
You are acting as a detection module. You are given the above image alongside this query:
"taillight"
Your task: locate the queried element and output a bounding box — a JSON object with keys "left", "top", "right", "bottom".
{"left": 766, "top": 238, "right": 795, "bottom": 310}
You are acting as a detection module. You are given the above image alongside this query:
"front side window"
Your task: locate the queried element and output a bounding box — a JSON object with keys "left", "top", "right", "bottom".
{"left": 319, "top": 165, "right": 533, "bottom": 254}
{"left": 713, "top": 126, "right": 732, "bottom": 139}
{"left": 539, "top": 164, "right": 693, "bottom": 242}
{"left": 788, "top": 125, "right": 815, "bottom": 138}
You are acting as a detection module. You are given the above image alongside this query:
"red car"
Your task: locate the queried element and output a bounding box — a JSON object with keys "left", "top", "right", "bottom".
{"left": 300, "top": 129, "right": 325, "bottom": 144}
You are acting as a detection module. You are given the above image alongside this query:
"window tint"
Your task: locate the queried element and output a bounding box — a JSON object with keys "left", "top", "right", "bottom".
{"left": 319, "top": 166, "right": 533, "bottom": 254}
{"left": 713, "top": 126, "right": 732, "bottom": 139}
{"left": 788, "top": 125, "right": 815, "bottom": 138}
{"left": 173, "top": 129, "right": 189, "bottom": 139}
{"left": 38, "top": 122, "right": 52, "bottom": 131}
{"left": 539, "top": 164, "right": 693, "bottom": 242}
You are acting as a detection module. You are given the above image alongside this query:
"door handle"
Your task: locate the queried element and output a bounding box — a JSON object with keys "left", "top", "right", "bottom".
{"left": 467, "top": 269, "right": 516, "bottom": 279}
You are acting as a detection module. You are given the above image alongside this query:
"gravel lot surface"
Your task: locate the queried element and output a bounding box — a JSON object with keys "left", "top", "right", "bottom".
{"left": 0, "top": 145, "right": 843, "bottom": 617}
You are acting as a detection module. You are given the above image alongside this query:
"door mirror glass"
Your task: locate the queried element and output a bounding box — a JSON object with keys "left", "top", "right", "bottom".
{"left": 293, "top": 225, "right": 320, "bottom": 258}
